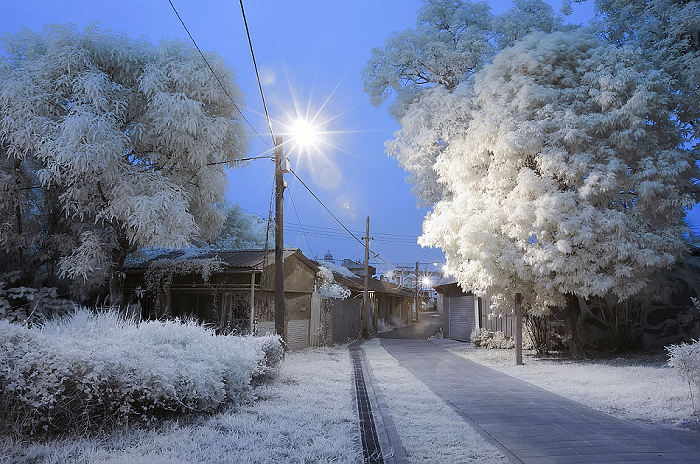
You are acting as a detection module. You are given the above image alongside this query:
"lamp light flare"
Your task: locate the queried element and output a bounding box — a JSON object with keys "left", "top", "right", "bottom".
{"left": 291, "top": 119, "right": 318, "bottom": 147}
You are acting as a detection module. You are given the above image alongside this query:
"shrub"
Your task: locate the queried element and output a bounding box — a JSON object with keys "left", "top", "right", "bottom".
{"left": 524, "top": 313, "right": 557, "bottom": 355}
{"left": 667, "top": 339, "right": 700, "bottom": 413}
{"left": 0, "top": 283, "right": 75, "bottom": 324}
{"left": 470, "top": 328, "right": 515, "bottom": 349}
{"left": 0, "top": 308, "right": 282, "bottom": 436}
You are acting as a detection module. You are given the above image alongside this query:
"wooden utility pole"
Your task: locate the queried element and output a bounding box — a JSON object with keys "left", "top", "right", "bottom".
{"left": 249, "top": 271, "right": 255, "bottom": 335}
{"left": 363, "top": 216, "right": 373, "bottom": 336}
{"left": 515, "top": 292, "right": 523, "bottom": 365}
{"left": 274, "top": 136, "right": 285, "bottom": 341}
{"left": 415, "top": 261, "right": 420, "bottom": 322}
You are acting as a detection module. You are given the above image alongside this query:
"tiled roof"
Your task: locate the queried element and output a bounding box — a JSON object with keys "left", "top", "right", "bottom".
{"left": 125, "top": 248, "right": 314, "bottom": 271}
{"left": 331, "top": 270, "right": 415, "bottom": 298}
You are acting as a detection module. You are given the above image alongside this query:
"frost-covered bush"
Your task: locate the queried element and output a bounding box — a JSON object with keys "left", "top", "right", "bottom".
{"left": 470, "top": 328, "right": 515, "bottom": 349}
{"left": 316, "top": 266, "right": 351, "bottom": 299}
{"left": 0, "top": 309, "right": 282, "bottom": 436}
{"left": 0, "top": 283, "right": 76, "bottom": 324}
{"left": 667, "top": 339, "right": 700, "bottom": 413}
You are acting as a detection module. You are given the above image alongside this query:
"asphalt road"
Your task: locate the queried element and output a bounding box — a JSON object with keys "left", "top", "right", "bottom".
{"left": 375, "top": 310, "right": 443, "bottom": 339}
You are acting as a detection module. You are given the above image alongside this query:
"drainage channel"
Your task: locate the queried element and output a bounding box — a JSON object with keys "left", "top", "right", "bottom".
{"left": 350, "top": 346, "right": 384, "bottom": 464}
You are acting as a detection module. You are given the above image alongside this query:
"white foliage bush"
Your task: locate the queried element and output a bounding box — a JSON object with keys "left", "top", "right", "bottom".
{"left": 470, "top": 328, "right": 516, "bottom": 349}
{"left": 0, "top": 309, "right": 282, "bottom": 435}
{"left": 667, "top": 339, "right": 700, "bottom": 413}
{"left": 316, "top": 266, "right": 350, "bottom": 299}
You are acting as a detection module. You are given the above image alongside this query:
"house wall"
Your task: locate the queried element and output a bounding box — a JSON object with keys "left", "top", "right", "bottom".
{"left": 324, "top": 297, "right": 361, "bottom": 345}
{"left": 255, "top": 255, "right": 316, "bottom": 350}
{"left": 126, "top": 252, "right": 318, "bottom": 350}
{"left": 448, "top": 294, "right": 475, "bottom": 342}
{"left": 376, "top": 295, "right": 408, "bottom": 326}
{"left": 440, "top": 293, "right": 450, "bottom": 339}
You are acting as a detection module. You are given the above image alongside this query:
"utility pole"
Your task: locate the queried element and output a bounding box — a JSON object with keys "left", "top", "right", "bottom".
{"left": 274, "top": 136, "right": 285, "bottom": 341}
{"left": 515, "top": 292, "right": 523, "bottom": 365}
{"left": 362, "top": 216, "right": 373, "bottom": 337}
{"left": 415, "top": 261, "right": 419, "bottom": 322}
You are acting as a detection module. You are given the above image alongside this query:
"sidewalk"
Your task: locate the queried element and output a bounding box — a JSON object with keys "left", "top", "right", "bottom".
{"left": 377, "top": 338, "right": 700, "bottom": 464}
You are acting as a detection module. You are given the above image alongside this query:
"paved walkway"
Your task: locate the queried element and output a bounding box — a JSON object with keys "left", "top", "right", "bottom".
{"left": 374, "top": 338, "right": 700, "bottom": 464}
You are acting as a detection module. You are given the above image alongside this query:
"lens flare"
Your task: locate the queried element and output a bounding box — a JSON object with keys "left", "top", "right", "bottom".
{"left": 291, "top": 118, "right": 318, "bottom": 147}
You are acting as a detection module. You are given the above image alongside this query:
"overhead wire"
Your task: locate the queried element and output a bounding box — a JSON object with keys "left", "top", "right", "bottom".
{"left": 166, "top": 0, "right": 271, "bottom": 148}
{"left": 288, "top": 189, "right": 316, "bottom": 259}
{"left": 237, "top": 207, "right": 422, "bottom": 246}
{"left": 238, "top": 0, "right": 275, "bottom": 144}
{"left": 289, "top": 168, "right": 365, "bottom": 248}
{"left": 289, "top": 168, "right": 412, "bottom": 271}
{"left": 168, "top": 0, "right": 426, "bottom": 274}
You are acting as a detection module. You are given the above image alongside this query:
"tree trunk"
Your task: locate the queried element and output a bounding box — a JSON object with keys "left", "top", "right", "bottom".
{"left": 13, "top": 158, "right": 25, "bottom": 278}
{"left": 109, "top": 268, "right": 125, "bottom": 310}
{"left": 563, "top": 294, "right": 586, "bottom": 360}
{"left": 108, "top": 235, "right": 134, "bottom": 314}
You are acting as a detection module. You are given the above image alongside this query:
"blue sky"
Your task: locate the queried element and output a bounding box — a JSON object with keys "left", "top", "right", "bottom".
{"left": 7, "top": 0, "right": 695, "bottom": 277}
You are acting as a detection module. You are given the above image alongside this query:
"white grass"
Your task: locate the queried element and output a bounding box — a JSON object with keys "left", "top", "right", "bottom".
{"left": 362, "top": 340, "right": 508, "bottom": 464}
{"left": 0, "top": 347, "right": 360, "bottom": 464}
{"left": 448, "top": 345, "right": 698, "bottom": 424}
{"left": 377, "top": 317, "right": 408, "bottom": 333}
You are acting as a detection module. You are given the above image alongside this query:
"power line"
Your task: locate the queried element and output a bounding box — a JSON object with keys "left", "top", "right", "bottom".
{"left": 288, "top": 189, "right": 316, "bottom": 259}
{"left": 289, "top": 168, "right": 411, "bottom": 271}
{"left": 238, "top": 0, "right": 275, "bottom": 144}
{"left": 237, "top": 205, "right": 422, "bottom": 245}
{"left": 166, "top": 0, "right": 271, "bottom": 148}
{"left": 289, "top": 168, "right": 365, "bottom": 247}
{"left": 166, "top": 1, "right": 428, "bottom": 273}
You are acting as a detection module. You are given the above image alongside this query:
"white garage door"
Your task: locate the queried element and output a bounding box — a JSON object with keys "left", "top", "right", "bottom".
{"left": 449, "top": 295, "right": 475, "bottom": 342}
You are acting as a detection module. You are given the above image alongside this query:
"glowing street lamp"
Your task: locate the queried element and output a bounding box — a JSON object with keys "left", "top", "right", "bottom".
{"left": 290, "top": 118, "right": 318, "bottom": 147}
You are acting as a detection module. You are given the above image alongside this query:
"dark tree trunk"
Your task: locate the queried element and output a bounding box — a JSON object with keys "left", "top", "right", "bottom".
{"left": 108, "top": 266, "right": 125, "bottom": 310}
{"left": 108, "top": 232, "right": 135, "bottom": 315}
{"left": 13, "top": 158, "right": 25, "bottom": 278}
{"left": 563, "top": 294, "right": 586, "bottom": 360}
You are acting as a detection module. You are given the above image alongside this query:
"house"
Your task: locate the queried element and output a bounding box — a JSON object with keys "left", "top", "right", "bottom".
{"left": 124, "top": 249, "right": 418, "bottom": 348}
{"left": 433, "top": 277, "right": 514, "bottom": 342}
{"left": 124, "top": 248, "right": 321, "bottom": 350}
{"left": 330, "top": 269, "right": 415, "bottom": 332}
{"left": 340, "top": 259, "right": 376, "bottom": 278}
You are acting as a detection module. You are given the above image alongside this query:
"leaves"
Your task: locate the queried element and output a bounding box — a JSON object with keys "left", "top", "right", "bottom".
{"left": 394, "top": 29, "right": 698, "bottom": 313}
{"left": 0, "top": 24, "right": 249, "bottom": 300}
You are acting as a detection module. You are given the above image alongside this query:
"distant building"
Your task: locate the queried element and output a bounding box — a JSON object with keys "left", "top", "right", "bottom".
{"left": 433, "top": 277, "right": 513, "bottom": 343}
{"left": 341, "top": 259, "right": 376, "bottom": 278}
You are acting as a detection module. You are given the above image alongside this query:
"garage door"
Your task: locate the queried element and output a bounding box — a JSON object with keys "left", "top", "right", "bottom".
{"left": 449, "top": 295, "right": 475, "bottom": 342}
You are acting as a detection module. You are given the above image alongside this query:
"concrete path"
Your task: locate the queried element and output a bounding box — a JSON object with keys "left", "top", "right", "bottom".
{"left": 376, "top": 310, "right": 443, "bottom": 340}
{"left": 378, "top": 338, "right": 700, "bottom": 463}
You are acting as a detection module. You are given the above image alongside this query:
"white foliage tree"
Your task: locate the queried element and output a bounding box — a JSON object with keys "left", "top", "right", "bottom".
{"left": 588, "top": 0, "right": 700, "bottom": 132}
{"left": 404, "top": 31, "right": 699, "bottom": 357}
{"left": 362, "top": 0, "right": 565, "bottom": 119}
{"left": 365, "top": 0, "right": 567, "bottom": 207}
{"left": 204, "top": 202, "right": 269, "bottom": 250}
{"left": 0, "top": 24, "right": 249, "bottom": 305}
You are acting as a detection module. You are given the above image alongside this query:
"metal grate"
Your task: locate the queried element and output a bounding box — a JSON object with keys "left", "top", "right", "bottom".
{"left": 350, "top": 348, "right": 384, "bottom": 464}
